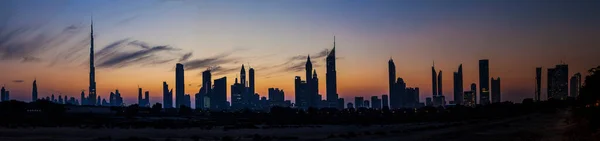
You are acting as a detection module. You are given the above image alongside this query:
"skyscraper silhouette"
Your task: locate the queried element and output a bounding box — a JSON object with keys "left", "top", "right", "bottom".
{"left": 212, "top": 77, "right": 227, "bottom": 110}
{"left": 163, "top": 82, "right": 172, "bottom": 108}
{"left": 388, "top": 59, "right": 399, "bottom": 109}
{"left": 294, "top": 76, "right": 308, "bottom": 109}
{"left": 396, "top": 78, "right": 406, "bottom": 108}
{"left": 197, "top": 69, "right": 212, "bottom": 109}
{"left": 471, "top": 83, "right": 477, "bottom": 104}
{"left": 381, "top": 94, "right": 389, "bottom": 109}
{"left": 548, "top": 64, "right": 568, "bottom": 100}
{"left": 453, "top": 64, "right": 463, "bottom": 105}
{"left": 570, "top": 73, "right": 581, "bottom": 98}
{"left": 326, "top": 37, "right": 339, "bottom": 109}
{"left": 536, "top": 67, "right": 542, "bottom": 101}
{"left": 249, "top": 67, "right": 255, "bottom": 100}
{"left": 305, "top": 56, "right": 315, "bottom": 108}
{"left": 354, "top": 97, "right": 364, "bottom": 108}
{"left": 371, "top": 96, "right": 381, "bottom": 109}
{"left": 312, "top": 69, "right": 320, "bottom": 108}
{"left": 0, "top": 87, "right": 5, "bottom": 102}
{"left": 432, "top": 62, "right": 437, "bottom": 97}
{"left": 176, "top": 63, "right": 184, "bottom": 108}
{"left": 88, "top": 18, "right": 97, "bottom": 106}
{"left": 32, "top": 79, "right": 38, "bottom": 102}
{"left": 144, "top": 91, "right": 150, "bottom": 107}
{"left": 138, "top": 87, "right": 143, "bottom": 106}
{"left": 241, "top": 64, "right": 246, "bottom": 87}
{"left": 479, "top": 59, "right": 490, "bottom": 105}
{"left": 80, "top": 91, "right": 86, "bottom": 105}
{"left": 491, "top": 77, "right": 501, "bottom": 103}
{"left": 231, "top": 77, "right": 244, "bottom": 109}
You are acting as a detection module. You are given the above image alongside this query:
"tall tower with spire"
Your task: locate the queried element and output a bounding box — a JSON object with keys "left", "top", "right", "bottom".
{"left": 305, "top": 55, "right": 314, "bottom": 107}
{"left": 88, "top": 18, "right": 97, "bottom": 106}
{"left": 240, "top": 64, "right": 246, "bottom": 87}
{"left": 326, "top": 36, "right": 338, "bottom": 108}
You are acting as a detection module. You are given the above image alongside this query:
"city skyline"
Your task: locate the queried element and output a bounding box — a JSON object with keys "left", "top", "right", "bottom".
{"left": 1, "top": 0, "right": 599, "bottom": 106}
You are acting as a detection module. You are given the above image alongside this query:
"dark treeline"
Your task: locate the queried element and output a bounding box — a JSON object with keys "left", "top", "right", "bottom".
{"left": 572, "top": 66, "right": 600, "bottom": 132}
{"left": 0, "top": 98, "right": 569, "bottom": 129}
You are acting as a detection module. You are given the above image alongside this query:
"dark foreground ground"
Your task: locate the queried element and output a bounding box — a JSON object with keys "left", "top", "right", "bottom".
{"left": 0, "top": 109, "right": 595, "bottom": 141}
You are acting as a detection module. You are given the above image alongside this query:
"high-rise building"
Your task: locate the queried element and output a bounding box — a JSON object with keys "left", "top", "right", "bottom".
{"left": 570, "top": 73, "right": 581, "bottom": 98}
{"left": 305, "top": 56, "right": 316, "bottom": 108}
{"left": 80, "top": 91, "right": 86, "bottom": 105}
{"left": 395, "top": 78, "right": 406, "bottom": 108}
{"left": 453, "top": 64, "right": 463, "bottom": 105}
{"left": 88, "top": 19, "right": 97, "bottom": 106}
{"left": 338, "top": 98, "right": 345, "bottom": 109}
{"left": 183, "top": 94, "right": 191, "bottom": 108}
{"left": 463, "top": 91, "right": 476, "bottom": 107}
{"left": 241, "top": 65, "right": 246, "bottom": 87}
{"left": 294, "top": 76, "right": 310, "bottom": 109}
{"left": 381, "top": 94, "right": 389, "bottom": 109}
{"left": 231, "top": 77, "right": 244, "bottom": 109}
{"left": 432, "top": 62, "right": 437, "bottom": 97}
{"left": 249, "top": 67, "right": 255, "bottom": 100}
{"left": 354, "top": 97, "right": 364, "bottom": 108}
{"left": 0, "top": 87, "right": 5, "bottom": 102}
{"left": 479, "top": 59, "right": 490, "bottom": 105}
{"left": 212, "top": 77, "right": 227, "bottom": 110}
{"left": 109, "top": 92, "right": 115, "bottom": 106}
{"left": 138, "top": 87, "right": 143, "bottom": 106}
{"left": 388, "top": 59, "right": 397, "bottom": 109}
{"left": 471, "top": 83, "right": 477, "bottom": 104}
{"left": 371, "top": 96, "right": 381, "bottom": 109}
{"left": 364, "top": 100, "right": 370, "bottom": 108}
{"left": 144, "top": 91, "right": 150, "bottom": 107}
{"left": 163, "top": 82, "right": 172, "bottom": 108}
{"left": 197, "top": 69, "right": 212, "bottom": 109}
{"left": 548, "top": 64, "right": 568, "bottom": 100}
{"left": 312, "top": 69, "right": 319, "bottom": 108}
{"left": 491, "top": 77, "right": 501, "bottom": 103}
{"left": 326, "top": 37, "right": 339, "bottom": 109}
{"left": 175, "top": 63, "right": 184, "bottom": 108}
{"left": 268, "top": 88, "right": 285, "bottom": 107}
{"left": 32, "top": 79, "right": 38, "bottom": 102}
{"left": 425, "top": 97, "right": 433, "bottom": 107}
{"left": 536, "top": 67, "right": 542, "bottom": 102}
{"left": 347, "top": 102, "right": 354, "bottom": 109}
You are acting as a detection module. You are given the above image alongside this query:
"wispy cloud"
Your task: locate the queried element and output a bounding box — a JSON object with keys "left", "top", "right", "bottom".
{"left": 182, "top": 51, "right": 238, "bottom": 71}
{"left": 96, "top": 40, "right": 181, "bottom": 68}
{"left": 179, "top": 52, "right": 192, "bottom": 62}
{"left": 12, "top": 80, "right": 23, "bottom": 83}
{"left": 210, "top": 65, "right": 239, "bottom": 76}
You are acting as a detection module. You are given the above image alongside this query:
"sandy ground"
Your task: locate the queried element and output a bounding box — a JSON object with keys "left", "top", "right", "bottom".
{"left": 0, "top": 111, "right": 578, "bottom": 141}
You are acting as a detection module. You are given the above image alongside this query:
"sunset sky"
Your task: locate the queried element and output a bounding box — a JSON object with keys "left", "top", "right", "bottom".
{"left": 1, "top": 0, "right": 599, "bottom": 106}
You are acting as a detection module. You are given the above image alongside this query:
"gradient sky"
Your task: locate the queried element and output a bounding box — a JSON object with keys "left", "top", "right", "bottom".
{"left": 1, "top": 0, "right": 599, "bottom": 106}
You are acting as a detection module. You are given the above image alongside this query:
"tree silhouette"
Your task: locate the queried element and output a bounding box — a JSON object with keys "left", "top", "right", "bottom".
{"left": 151, "top": 103, "right": 162, "bottom": 115}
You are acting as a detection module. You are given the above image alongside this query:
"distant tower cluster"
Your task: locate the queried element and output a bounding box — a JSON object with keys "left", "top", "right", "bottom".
{"left": 230, "top": 65, "right": 258, "bottom": 110}
{"left": 138, "top": 87, "right": 150, "bottom": 107}
{"left": 432, "top": 62, "right": 445, "bottom": 107}
{"left": 387, "top": 58, "right": 421, "bottom": 109}
{"left": 294, "top": 56, "right": 320, "bottom": 109}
